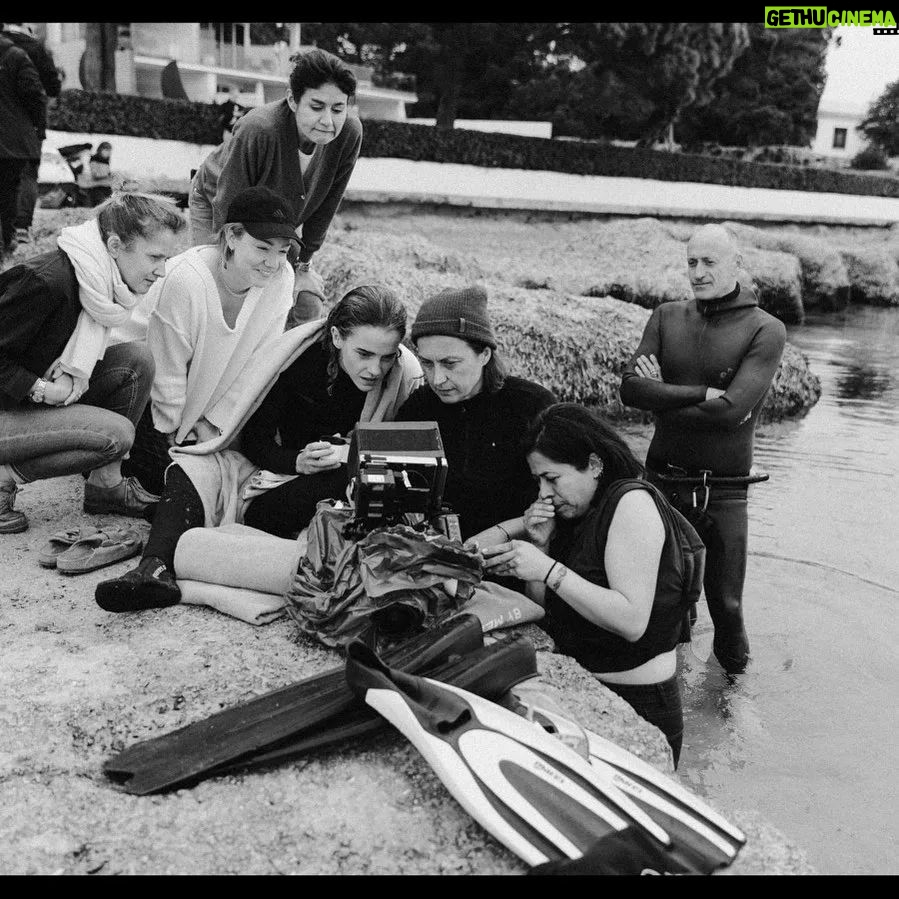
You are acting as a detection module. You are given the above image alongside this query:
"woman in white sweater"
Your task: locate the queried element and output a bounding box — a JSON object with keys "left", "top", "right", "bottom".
{"left": 123, "top": 186, "right": 297, "bottom": 495}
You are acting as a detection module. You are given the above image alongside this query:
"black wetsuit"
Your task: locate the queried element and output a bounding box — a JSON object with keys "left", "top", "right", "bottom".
{"left": 619, "top": 284, "right": 786, "bottom": 672}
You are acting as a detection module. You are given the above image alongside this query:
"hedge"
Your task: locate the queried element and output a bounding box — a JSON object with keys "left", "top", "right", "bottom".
{"left": 49, "top": 89, "right": 223, "bottom": 145}
{"left": 48, "top": 89, "right": 899, "bottom": 200}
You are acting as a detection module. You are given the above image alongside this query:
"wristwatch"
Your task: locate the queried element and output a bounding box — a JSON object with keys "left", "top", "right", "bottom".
{"left": 29, "top": 378, "right": 48, "bottom": 404}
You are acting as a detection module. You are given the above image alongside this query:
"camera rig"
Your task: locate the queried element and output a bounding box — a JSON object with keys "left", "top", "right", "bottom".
{"left": 346, "top": 421, "right": 460, "bottom": 541}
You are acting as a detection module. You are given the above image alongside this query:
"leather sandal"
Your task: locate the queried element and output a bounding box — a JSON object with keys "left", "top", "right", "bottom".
{"left": 56, "top": 526, "right": 144, "bottom": 575}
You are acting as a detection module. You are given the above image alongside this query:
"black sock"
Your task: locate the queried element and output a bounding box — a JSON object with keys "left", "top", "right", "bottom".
{"left": 142, "top": 466, "right": 205, "bottom": 572}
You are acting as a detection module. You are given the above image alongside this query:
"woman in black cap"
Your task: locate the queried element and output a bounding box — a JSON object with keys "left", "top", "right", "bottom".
{"left": 397, "top": 285, "right": 556, "bottom": 541}
{"left": 121, "top": 185, "right": 297, "bottom": 496}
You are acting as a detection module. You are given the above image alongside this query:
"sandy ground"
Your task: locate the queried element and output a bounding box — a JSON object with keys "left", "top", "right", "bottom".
{"left": 0, "top": 469, "right": 815, "bottom": 876}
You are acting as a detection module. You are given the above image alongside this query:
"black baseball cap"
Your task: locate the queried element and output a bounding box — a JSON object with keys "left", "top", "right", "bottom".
{"left": 224, "top": 186, "right": 297, "bottom": 241}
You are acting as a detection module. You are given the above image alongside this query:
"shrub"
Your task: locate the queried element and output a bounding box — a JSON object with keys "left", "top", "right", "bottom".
{"left": 49, "top": 89, "right": 223, "bottom": 145}
{"left": 47, "top": 90, "right": 899, "bottom": 199}
{"left": 850, "top": 146, "right": 889, "bottom": 171}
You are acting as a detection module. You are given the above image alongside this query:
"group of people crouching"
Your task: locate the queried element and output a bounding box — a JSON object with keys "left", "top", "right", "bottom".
{"left": 1, "top": 188, "right": 712, "bottom": 768}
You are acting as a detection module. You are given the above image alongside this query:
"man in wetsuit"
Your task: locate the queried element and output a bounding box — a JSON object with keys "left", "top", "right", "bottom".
{"left": 619, "top": 224, "right": 786, "bottom": 674}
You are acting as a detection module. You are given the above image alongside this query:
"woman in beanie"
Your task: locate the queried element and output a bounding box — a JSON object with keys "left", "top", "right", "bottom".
{"left": 189, "top": 48, "right": 362, "bottom": 323}
{"left": 95, "top": 285, "right": 422, "bottom": 614}
{"left": 1, "top": 190, "right": 185, "bottom": 533}
{"left": 397, "top": 285, "right": 556, "bottom": 541}
{"left": 120, "top": 185, "right": 297, "bottom": 496}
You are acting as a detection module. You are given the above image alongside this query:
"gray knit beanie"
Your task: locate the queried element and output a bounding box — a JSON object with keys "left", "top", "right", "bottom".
{"left": 410, "top": 285, "right": 497, "bottom": 349}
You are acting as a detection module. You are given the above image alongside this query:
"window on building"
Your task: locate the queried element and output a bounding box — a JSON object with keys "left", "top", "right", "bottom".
{"left": 833, "top": 128, "right": 847, "bottom": 149}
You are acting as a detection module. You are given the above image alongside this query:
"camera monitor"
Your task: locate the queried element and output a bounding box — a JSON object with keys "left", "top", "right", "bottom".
{"left": 348, "top": 421, "right": 448, "bottom": 529}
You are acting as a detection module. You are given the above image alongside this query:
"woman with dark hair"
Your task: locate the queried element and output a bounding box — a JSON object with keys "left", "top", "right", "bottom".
{"left": 189, "top": 48, "right": 362, "bottom": 322}
{"left": 480, "top": 403, "right": 699, "bottom": 766}
{"left": 396, "top": 285, "right": 556, "bottom": 541}
{"left": 94, "top": 284, "right": 422, "bottom": 613}
{"left": 1, "top": 190, "right": 185, "bottom": 533}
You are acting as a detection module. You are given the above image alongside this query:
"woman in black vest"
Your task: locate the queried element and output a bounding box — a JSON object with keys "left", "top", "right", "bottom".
{"left": 480, "top": 403, "right": 700, "bottom": 767}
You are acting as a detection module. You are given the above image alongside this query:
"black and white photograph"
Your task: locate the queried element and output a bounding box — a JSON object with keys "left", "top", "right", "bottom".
{"left": 0, "top": 18, "right": 896, "bottom": 876}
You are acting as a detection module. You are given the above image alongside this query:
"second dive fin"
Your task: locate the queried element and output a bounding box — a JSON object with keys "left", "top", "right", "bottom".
{"left": 345, "top": 640, "right": 673, "bottom": 868}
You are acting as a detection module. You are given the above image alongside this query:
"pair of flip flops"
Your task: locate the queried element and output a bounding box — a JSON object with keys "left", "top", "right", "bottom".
{"left": 38, "top": 525, "right": 143, "bottom": 575}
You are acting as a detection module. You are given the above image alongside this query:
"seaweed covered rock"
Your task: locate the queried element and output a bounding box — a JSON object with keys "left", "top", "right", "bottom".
{"left": 836, "top": 246, "right": 899, "bottom": 307}
{"left": 723, "top": 221, "right": 851, "bottom": 312}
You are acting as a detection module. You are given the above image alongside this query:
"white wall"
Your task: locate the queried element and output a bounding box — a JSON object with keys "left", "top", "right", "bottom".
{"left": 406, "top": 119, "right": 552, "bottom": 139}
{"left": 813, "top": 112, "right": 868, "bottom": 158}
{"left": 45, "top": 130, "right": 217, "bottom": 183}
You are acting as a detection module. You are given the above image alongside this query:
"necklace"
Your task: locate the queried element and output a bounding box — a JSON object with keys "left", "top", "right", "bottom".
{"left": 218, "top": 261, "right": 252, "bottom": 297}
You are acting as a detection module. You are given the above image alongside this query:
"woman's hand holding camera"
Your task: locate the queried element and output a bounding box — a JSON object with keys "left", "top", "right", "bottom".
{"left": 295, "top": 439, "right": 342, "bottom": 475}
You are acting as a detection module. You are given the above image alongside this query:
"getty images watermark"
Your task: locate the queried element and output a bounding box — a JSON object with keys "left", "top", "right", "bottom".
{"left": 764, "top": 7, "right": 898, "bottom": 31}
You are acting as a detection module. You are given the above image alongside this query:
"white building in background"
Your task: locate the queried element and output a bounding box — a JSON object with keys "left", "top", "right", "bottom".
{"left": 36, "top": 22, "right": 417, "bottom": 121}
{"left": 812, "top": 101, "right": 869, "bottom": 159}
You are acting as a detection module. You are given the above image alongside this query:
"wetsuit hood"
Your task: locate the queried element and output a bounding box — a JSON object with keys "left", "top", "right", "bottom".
{"left": 695, "top": 283, "right": 759, "bottom": 318}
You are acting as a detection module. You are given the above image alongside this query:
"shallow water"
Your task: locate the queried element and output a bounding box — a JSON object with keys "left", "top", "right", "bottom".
{"left": 621, "top": 305, "right": 899, "bottom": 874}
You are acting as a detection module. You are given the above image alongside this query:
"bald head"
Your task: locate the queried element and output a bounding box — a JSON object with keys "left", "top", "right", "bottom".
{"left": 686, "top": 225, "right": 742, "bottom": 301}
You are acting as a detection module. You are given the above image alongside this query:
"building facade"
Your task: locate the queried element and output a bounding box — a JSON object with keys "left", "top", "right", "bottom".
{"left": 34, "top": 22, "right": 416, "bottom": 120}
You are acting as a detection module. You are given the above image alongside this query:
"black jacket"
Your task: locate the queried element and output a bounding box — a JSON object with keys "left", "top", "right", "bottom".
{"left": 0, "top": 248, "right": 80, "bottom": 406}
{"left": 1, "top": 28, "right": 61, "bottom": 97}
{"left": 0, "top": 34, "right": 46, "bottom": 158}
{"left": 396, "top": 376, "right": 557, "bottom": 539}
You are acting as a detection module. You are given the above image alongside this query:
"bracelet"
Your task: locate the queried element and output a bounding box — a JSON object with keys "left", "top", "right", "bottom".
{"left": 543, "top": 561, "right": 558, "bottom": 584}
{"left": 295, "top": 260, "right": 312, "bottom": 272}
{"left": 496, "top": 524, "right": 510, "bottom": 541}
{"left": 29, "top": 378, "right": 48, "bottom": 404}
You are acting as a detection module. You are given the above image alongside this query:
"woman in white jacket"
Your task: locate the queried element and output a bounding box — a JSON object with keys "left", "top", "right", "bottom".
{"left": 123, "top": 185, "right": 297, "bottom": 495}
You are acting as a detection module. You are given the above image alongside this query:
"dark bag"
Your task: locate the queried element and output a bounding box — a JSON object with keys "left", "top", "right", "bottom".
{"left": 594, "top": 478, "right": 706, "bottom": 609}
{"left": 285, "top": 500, "right": 484, "bottom": 649}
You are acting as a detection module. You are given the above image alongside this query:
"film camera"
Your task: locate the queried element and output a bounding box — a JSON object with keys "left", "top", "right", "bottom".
{"left": 346, "top": 421, "right": 461, "bottom": 540}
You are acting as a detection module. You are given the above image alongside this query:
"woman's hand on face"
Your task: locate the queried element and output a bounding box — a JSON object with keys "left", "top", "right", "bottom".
{"left": 481, "top": 539, "right": 553, "bottom": 583}
{"left": 293, "top": 266, "right": 325, "bottom": 299}
{"left": 295, "top": 440, "right": 341, "bottom": 475}
{"left": 523, "top": 498, "right": 556, "bottom": 547}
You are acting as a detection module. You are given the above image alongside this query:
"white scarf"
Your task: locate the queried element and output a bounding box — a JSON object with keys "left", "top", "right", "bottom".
{"left": 52, "top": 219, "right": 140, "bottom": 383}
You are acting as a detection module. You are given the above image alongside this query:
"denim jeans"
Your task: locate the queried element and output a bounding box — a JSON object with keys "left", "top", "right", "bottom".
{"left": 0, "top": 341, "right": 154, "bottom": 482}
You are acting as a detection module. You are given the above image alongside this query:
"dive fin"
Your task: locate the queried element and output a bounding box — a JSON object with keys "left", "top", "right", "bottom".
{"left": 518, "top": 701, "right": 746, "bottom": 874}
{"left": 104, "top": 613, "right": 484, "bottom": 795}
{"left": 345, "top": 640, "right": 673, "bottom": 868}
{"left": 214, "top": 633, "right": 539, "bottom": 776}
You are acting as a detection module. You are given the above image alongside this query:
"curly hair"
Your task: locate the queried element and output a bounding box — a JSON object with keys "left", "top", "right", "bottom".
{"left": 288, "top": 47, "right": 357, "bottom": 101}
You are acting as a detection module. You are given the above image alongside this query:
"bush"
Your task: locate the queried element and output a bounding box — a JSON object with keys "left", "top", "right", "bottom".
{"left": 360, "top": 120, "right": 899, "bottom": 200}
{"left": 48, "top": 91, "right": 899, "bottom": 199}
{"left": 851, "top": 146, "right": 889, "bottom": 171}
{"left": 49, "top": 89, "right": 223, "bottom": 145}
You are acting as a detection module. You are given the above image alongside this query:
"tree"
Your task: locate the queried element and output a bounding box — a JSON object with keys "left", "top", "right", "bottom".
{"left": 301, "top": 22, "right": 550, "bottom": 129}
{"left": 80, "top": 23, "right": 119, "bottom": 92}
{"left": 859, "top": 79, "right": 899, "bottom": 157}
{"left": 524, "top": 23, "right": 749, "bottom": 145}
{"left": 678, "top": 25, "right": 833, "bottom": 147}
